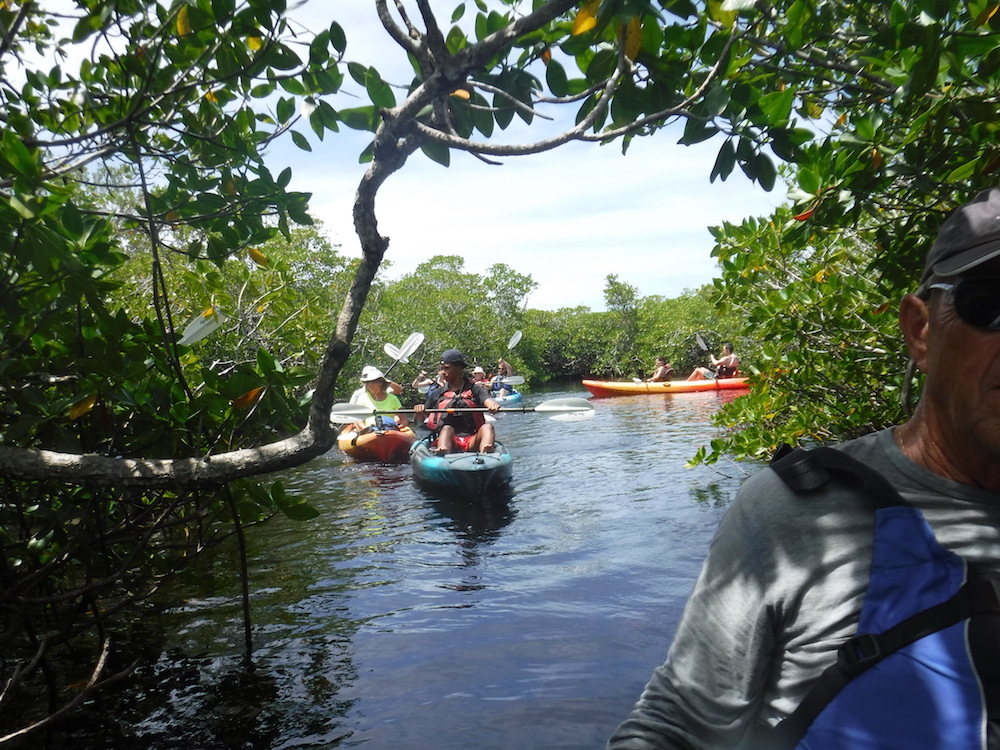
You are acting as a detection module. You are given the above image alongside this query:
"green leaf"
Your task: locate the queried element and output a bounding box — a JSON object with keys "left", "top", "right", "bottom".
{"left": 420, "top": 138, "right": 451, "bottom": 167}
{"left": 365, "top": 71, "right": 396, "bottom": 109}
{"left": 798, "top": 168, "right": 821, "bottom": 195}
{"left": 545, "top": 60, "right": 569, "bottom": 98}
{"left": 329, "top": 22, "right": 347, "bottom": 53}
{"left": 711, "top": 140, "right": 736, "bottom": 182}
{"left": 339, "top": 106, "right": 379, "bottom": 132}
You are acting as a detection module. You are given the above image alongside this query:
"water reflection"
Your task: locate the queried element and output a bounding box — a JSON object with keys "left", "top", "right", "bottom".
{"left": 57, "top": 387, "right": 760, "bottom": 750}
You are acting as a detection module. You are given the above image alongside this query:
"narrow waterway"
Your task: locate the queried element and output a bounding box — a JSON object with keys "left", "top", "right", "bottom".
{"left": 65, "top": 385, "right": 758, "bottom": 749}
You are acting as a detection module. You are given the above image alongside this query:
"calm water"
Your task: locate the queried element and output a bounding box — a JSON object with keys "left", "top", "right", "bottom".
{"left": 64, "top": 386, "right": 758, "bottom": 749}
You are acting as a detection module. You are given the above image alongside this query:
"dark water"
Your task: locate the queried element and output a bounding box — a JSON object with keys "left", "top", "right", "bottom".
{"left": 67, "top": 386, "right": 757, "bottom": 749}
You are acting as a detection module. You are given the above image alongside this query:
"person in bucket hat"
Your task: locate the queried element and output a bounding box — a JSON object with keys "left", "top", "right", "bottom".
{"left": 609, "top": 188, "right": 1000, "bottom": 749}
{"left": 347, "top": 365, "right": 406, "bottom": 431}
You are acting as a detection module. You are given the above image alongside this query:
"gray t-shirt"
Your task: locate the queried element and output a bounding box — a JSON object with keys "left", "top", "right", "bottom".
{"left": 608, "top": 428, "right": 1000, "bottom": 749}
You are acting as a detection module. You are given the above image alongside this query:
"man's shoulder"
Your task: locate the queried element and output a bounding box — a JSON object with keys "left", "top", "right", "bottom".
{"left": 737, "top": 431, "right": 892, "bottom": 515}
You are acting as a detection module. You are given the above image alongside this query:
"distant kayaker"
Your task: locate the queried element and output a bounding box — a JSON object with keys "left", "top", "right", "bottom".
{"left": 414, "top": 348, "right": 500, "bottom": 454}
{"left": 688, "top": 342, "right": 739, "bottom": 380}
{"left": 348, "top": 366, "right": 408, "bottom": 431}
{"left": 646, "top": 356, "right": 674, "bottom": 382}
{"left": 490, "top": 357, "right": 516, "bottom": 397}
{"left": 472, "top": 365, "right": 489, "bottom": 383}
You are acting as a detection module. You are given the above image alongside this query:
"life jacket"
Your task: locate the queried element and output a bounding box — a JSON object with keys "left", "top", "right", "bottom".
{"left": 765, "top": 444, "right": 1000, "bottom": 750}
{"left": 424, "top": 379, "right": 485, "bottom": 435}
{"left": 716, "top": 363, "right": 738, "bottom": 378}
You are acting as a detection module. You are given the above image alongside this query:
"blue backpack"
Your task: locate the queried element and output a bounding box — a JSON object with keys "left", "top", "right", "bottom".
{"left": 766, "top": 445, "right": 1000, "bottom": 749}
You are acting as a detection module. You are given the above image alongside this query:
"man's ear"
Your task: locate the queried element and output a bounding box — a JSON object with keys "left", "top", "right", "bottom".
{"left": 899, "top": 293, "right": 931, "bottom": 372}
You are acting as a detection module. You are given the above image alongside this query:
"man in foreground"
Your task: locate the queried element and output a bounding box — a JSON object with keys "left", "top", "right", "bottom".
{"left": 415, "top": 348, "right": 500, "bottom": 454}
{"left": 608, "top": 187, "right": 1000, "bottom": 749}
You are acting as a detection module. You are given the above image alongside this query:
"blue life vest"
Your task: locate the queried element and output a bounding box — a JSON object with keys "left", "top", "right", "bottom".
{"left": 767, "top": 445, "right": 1000, "bottom": 750}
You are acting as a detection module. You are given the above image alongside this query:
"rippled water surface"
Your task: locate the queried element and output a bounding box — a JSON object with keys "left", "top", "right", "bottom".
{"left": 68, "top": 386, "right": 758, "bottom": 749}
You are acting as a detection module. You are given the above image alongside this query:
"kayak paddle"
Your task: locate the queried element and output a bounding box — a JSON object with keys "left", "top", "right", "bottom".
{"left": 383, "top": 332, "right": 425, "bottom": 376}
{"left": 331, "top": 396, "right": 594, "bottom": 424}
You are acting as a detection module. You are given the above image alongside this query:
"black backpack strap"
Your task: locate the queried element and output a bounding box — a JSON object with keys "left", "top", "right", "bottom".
{"left": 770, "top": 444, "right": 905, "bottom": 508}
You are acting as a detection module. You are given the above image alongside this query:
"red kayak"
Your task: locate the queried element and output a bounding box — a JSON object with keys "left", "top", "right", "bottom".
{"left": 337, "top": 425, "right": 417, "bottom": 463}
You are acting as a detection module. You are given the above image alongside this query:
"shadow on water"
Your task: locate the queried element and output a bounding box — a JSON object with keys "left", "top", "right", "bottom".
{"left": 37, "top": 386, "right": 760, "bottom": 749}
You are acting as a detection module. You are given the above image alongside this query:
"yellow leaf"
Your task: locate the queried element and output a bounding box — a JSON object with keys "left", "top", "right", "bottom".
{"left": 68, "top": 394, "right": 98, "bottom": 420}
{"left": 204, "top": 90, "right": 217, "bottom": 103}
{"left": 813, "top": 269, "right": 828, "bottom": 283}
{"left": 177, "top": 5, "right": 192, "bottom": 36}
{"left": 450, "top": 88, "right": 471, "bottom": 100}
{"left": 572, "top": 0, "right": 599, "bottom": 36}
{"left": 541, "top": 47, "right": 552, "bottom": 65}
{"left": 249, "top": 247, "right": 268, "bottom": 267}
{"left": 804, "top": 100, "right": 825, "bottom": 119}
{"left": 224, "top": 179, "right": 237, "bottom": 194}
{"left": 871, "top": 147, "right": 883, "bottom": 170}
{"left": 623, "top": 17, "right": 642, "bottom": 61}
{"left": 835, "top": 112, "right": 848, "bottom": 128}
{"left": 248, "top": 36, "right": 263, "bottom": 51}
{"left": 233, "top": 387, "right": 265, "bottom": 410}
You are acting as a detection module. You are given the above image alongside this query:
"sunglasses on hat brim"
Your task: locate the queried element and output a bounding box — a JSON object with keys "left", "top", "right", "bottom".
{"left": 929, "top": 278, "right": 1000, "bottom": 330}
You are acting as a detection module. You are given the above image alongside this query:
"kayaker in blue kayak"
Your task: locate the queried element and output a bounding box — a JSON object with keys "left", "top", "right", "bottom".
{"left": 490, "top": 357, "right": 516, "bottom": 397}
{"left": 414, "top": 348, "right": 500, "bottom": 454}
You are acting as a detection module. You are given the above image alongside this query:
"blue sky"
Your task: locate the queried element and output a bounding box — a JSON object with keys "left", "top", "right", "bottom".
{"left": 264, "top": 2, "right": 784, "bottom": 312}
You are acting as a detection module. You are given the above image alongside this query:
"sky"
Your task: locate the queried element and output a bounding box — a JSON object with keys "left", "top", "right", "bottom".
{"left": 263, "top": 2, "right": 785, "bottom": 312}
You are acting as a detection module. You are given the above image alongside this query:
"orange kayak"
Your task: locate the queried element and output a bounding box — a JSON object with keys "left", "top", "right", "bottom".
{"left": 337, "top": 425, "right": 417, "bottom": 463}
{"left": 582, "top": 378, "right": 750, "bottom": 398}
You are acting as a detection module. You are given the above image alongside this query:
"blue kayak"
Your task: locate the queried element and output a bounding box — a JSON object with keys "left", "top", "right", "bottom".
{"left": 493, "top": 389, "right": 522, "bottom": 405}
{"left": 409, "top": 437, "right": 513, "bottom": 498}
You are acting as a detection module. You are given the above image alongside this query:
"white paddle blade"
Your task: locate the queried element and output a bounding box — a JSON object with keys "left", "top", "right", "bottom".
{"left": 498, "top": 375, "right": 525, "bottom": 386}
{"left": 532, "top": 397, "right": 593, "bottom": 414}
{"left": 696, "top": 333, "right": 708, "bottom": 351}
{"left": 550, "top": 410, "right": 596, "bottom": 422}
{"left": 507, "top": 330, "right": 523, "bottom": 350}
{"left": 401, "top": 331, "right": 425, "bottom": 358}
{"left": 178, "top": 308, "right": 227, "bottom": 346}
{"left": 383, "top": 342, "right": 408, "bottom": 363}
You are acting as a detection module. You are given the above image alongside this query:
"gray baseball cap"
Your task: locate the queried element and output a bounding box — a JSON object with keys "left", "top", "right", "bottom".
{"left": 922, "top": 187, "right": 1000, "bottom": 282}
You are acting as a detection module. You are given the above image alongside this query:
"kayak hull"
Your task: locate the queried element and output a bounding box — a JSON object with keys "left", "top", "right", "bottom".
{"left": 409, "top": 438, "right": 513, "bottom": 498}
{"left": 582, "top": 378, "right": 750, "bottom": 397}
{"left": 337, "top": 425, "right": 417, "bottom": 463}
{"left": 494, "top": 390, "right": 523, "bottom": 405}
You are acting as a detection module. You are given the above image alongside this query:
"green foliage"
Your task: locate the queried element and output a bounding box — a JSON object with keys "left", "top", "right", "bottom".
{"left": 690, "top": 205, "right": 911, "bottom": 465}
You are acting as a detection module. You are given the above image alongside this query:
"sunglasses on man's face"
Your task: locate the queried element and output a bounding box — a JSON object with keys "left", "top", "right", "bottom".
{"left": 929, "top": 278, "right": 1000, "bottom": 330}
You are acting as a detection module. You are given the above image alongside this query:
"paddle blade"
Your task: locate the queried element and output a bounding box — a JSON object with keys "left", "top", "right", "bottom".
{"left": 178, "top": 307, "right": 227, "bottom": 346}
{"left": 329, "top": 402, "right": 373, "bottom": 423}
{"left": 506, "top": 330, "right": 523, "bottom": 350}
{"left": 400, "top": 331, "right": 425, "bottom": 358}
{"left": 383, "top": 342, "right": 408, "bottom": 363}
{"left": 498, "top": 375, "right": 525, "bottom": 386}
{"left": 532, "top": 397, "right": 593, "bottom": 414}
{"left": 695, "top": 333, "right": 708, "bottom": 351}
{"left": 550, "top": 410, "right": 595, "bottom": 422}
